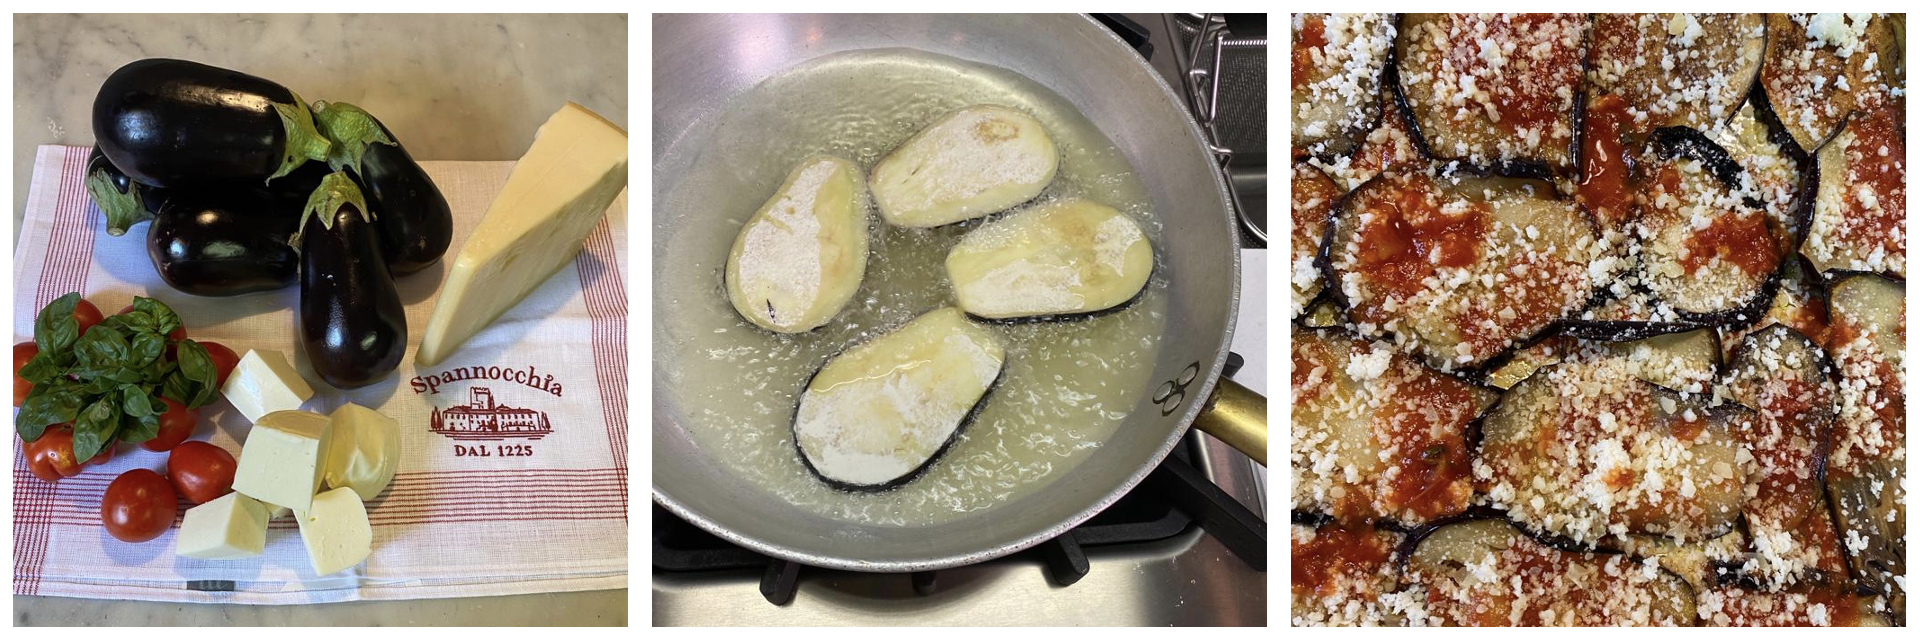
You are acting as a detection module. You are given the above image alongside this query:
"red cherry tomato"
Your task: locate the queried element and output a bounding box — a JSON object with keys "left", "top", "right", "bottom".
{"left": 167, "top": 441, "right": 237, "bottom": 504}
{"left": 140, "top": 397, "right": 199, "bottom": 452}
{"left": 72, "top": 299, "right": 104, "bottom": 337}
{"left": 118, "top": 305, "right": 187, "bottom": 341}
{"left": 101, "top": 469, "right": 177, "bottom": 542}
{"left": 14, "top": 341, "right": 36, "bottom": 406}
{"left": 199, "top": 341, "right": 240, "bottom": 388}
{"left": 23, "top": 426, "right": 115, "bottom": 482}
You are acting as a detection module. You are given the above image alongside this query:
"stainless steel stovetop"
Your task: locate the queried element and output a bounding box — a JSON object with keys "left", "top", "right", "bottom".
{"left": 651, "top": 13, "right": 1268, "bottom": 626}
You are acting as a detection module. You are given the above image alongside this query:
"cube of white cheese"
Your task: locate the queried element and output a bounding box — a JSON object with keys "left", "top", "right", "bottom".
{"left": 232, "top": 410, "right": 330, "bottom": 512}
{"left": 296, "top": 487, "right": 373, "bottom": 575}
{"left": 324, "top": 403, "right": 401, "bottom": 501}
{"left": 176, "top": 492, "right": 270, "bottom": 559}
{"left": 222, "top": 349, "right": 315, "bottom": 423}
{"left": 415, "top": 102, "right": 628, "bottom": 367}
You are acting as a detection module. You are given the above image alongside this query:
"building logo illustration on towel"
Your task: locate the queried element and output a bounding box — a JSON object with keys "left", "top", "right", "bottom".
{"left": 411, "top": 365, "right": 565, "bottom": 458}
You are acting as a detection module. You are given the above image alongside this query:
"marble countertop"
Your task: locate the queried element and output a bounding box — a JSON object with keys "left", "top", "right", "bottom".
{"left": 9, "top": 13, "right": 628, "bottom": 626}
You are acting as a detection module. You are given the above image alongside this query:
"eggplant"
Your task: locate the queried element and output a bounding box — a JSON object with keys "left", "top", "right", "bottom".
{"left": 310, "top": 101, "right": 454, "bottom": 275}
{"left": 1290, "top": 13, "right": 1394, "bottom": 159}
{"left": 1399, "top": 518, "right": 1699, "bottom": 625}
{"left": 1632, "top": 132, "right": 1785, "bottom": 323}
{"left": 1290, "top": 522, "right": 1406, "bottom": 626}
{"left": 791, "top": 308, "right": 1004, "bottom": 491}
{"left": 1760, "top": 14, "right": 1902, "bottom": 155}
{"left": 724, "top": 154, "right": 870, "bottom": 333}
{"left": 1586, "top": 14, "right": 1764, "bottom": 133}
{"left": 84, "top": 146, "right": 167, "bottom": 236}
{"left": 1805, "top": 101, "right": 1906, "bottom": 279}
{"left": 1395, "top": 14, "right": 1587, "bottom": 172}
{"left": 870, "top": 105, "right": 1058, "bottom": 227}
{"left": 296, "top": 172, "right": 406, "bottom": 388}
{"left": 1290, "top": 161, "right": 1338, "bottom": 319}
{"left": 92, "top": 58, "right": 330, "bottom": 188}
{"left": 146, "top": 188, "right": 300, "bottom": 296}
{"left": 945, "top": 198, "right": 1153, "bottom": 321}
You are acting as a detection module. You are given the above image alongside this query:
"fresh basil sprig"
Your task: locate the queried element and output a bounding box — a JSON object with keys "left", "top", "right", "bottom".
{"left": 15, "top": 293, "right": 219, "bottom": 462}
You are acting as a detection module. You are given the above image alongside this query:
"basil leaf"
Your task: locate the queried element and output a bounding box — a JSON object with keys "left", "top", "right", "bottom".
{"left": 119, "top": 411, "right": 160, "bottom": 445}
{"left": 173, "top": 340, "right": 219, "bottom": 408}
{"left": 132, "top": 297, "right": 182, "bottom": 339}
{"left": 34, "top": 292, "right": 80, "bottom": 355}
{"left": 15, "top": 382, "right": 84, "bottom": 441}
{"left": 17, "top": 351, "right": 66, "bottom": 385}
{"left": 70, "top": 396, "right": 118, "bottom": 463}
{"left": 129, "top": 331, "right": 166, "bottom": 368}
{"left": 74, "top": 324, "right": 130, "bottom": 372}
{"left": 120, "top": 384, "right": 154, "bottom": 418}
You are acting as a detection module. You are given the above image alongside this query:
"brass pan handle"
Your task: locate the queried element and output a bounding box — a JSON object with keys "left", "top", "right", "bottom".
{"left": 1190, "top": 377, "right": 1266, "bottom": 465}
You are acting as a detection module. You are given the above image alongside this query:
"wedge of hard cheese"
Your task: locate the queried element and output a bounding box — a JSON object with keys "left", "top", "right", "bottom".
{"left": 416, "top": 102, "right": 629, "bottom": 367}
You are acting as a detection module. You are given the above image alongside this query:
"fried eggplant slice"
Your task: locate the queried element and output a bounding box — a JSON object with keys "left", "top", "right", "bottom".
{"left": 870, "top": 105, "right": 1058, "bottom": 227}
{"left": 1634, "top": 132, "right": 1784, "bottom": 322}
{"left": 1587, "top": 14, "right": 1765, "bottom": 132}
{"left": 1725, "top": 325, "right": 1845, "bottom": 584}
{"left": 1806, "top": 99, "right": 1906, "bottom": 278}
{"left": 1291, "top": 522, "right": 1406, "bottom": 626}
{"left": 791, "top": 308, "right": 1004, "bottom": 491}
{"left": 1326, "top": 170, "right": 1599, "bottom": 371}
{"left": 1291, "top": 328, "right": 1498, "bottom": 525}
{"left": 1292, "top": 161, "right": 1339, "bottom": 318}
{"left": 1401, "top": 518, "right": 1698, "bottom": 626}
{"left": 944, "top": 198, "right": 1152, "bottom": 320}
{"left": 1760, "top": 13, "right": 1902, "bottom": 154}
{"left": 1477, "top": 360, "right": 1748, "bottom": 544}
{"left": 1821, "top": 273, "right": 1904, "bottom": 609}
{"left": 1395, "top": 14, "right": 1587, "bottom": 171}
{"left": 725, "top": 154, "right": 870, "bottom": 333}
{"left": 1292, "top": 14, "right": 1395, "bottom": 158}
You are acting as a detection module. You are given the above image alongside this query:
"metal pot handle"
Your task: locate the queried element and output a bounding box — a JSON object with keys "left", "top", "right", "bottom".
{"left": 1190, "top": 377, "right": 1266, "bottom": 465}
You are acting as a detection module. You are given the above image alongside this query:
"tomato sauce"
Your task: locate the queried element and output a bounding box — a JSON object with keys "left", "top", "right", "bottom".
{"left": 1292, "top": 522, "right": 1391, "bottom": 596}
{"left": 1435, "top": 14, "right": 1581, "bottom": 135}
{"left": 1293, "top": 16, "right": 1327, "bottom": 92}
{"left": 1840, "top": 101, "right": 1905, "bottom": 253}
{"left": 1353, "top": 175, "right": 1489, "bottom": 302}
{"left": 1683, "top": 211, "right": 1781, "bottom": 276}
{"left": 1578, "top": 94, "right": 1636, "bottom": 229}
{"left": 1380, "top": 371, "right": 1479, "bottom": 519}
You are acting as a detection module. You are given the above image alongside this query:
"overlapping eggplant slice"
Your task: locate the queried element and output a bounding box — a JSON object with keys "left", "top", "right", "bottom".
{"left": 1291, "top": 14, "right": 1396, "bottom": 159}
{"left": 1723, "top": 325, "right": 1846, "bottom": 585}
{"left": 1760, "top": 13, "right": 1902, "bottom": 155}
{"left": 1821, "top": 273, "right": 1906, "bottom": 612}
{"left": 1395, "top": 14, "right": 1587, "bottom": 173}
{"left": 1719, "top": 255, "right": 1831, "bottom": 360}
{"left": 1291, "top": 328, "right": 1499, "bottom": 526}
{"left": 1481, "top": 329, "right": 1722, "bottom": 393}
{"left": 1324, "top": 169, "right": 1600, "bottom": 371}
{"left": 1477, "top": 360, "right": 1748, "bottom": 544}
{"left": 791, "top": 307, "right": 1005, "bottom": 491}
{"left": 1291, "top": 522, "right": 1408, "bottom": 626}
{"left": 1586, "top": 14, "right": 1764, "bottom": 133}
{"left": 944, "top": 198, "right": 1153, "bottom": 321}
{"left": 1291, "top": 162, "right": 1339, "bottom": 319}
{"left": 1400, "top": 518, "right": 1699, "bottom": 626}
{"left": 1806, "top": 99, "right": 1907, "bottom": 278}
{"left": 1631, "top": 129, "right": 1785, "bottom": 323}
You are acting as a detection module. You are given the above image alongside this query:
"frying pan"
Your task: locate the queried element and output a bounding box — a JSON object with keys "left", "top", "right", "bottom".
{"left": 652, "top": 13, "right": 1264, "bottom": 572}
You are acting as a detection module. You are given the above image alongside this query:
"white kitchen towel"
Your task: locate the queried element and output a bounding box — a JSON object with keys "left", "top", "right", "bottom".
{"left": 12, "top": 145, "right": 628, "bottom": 603}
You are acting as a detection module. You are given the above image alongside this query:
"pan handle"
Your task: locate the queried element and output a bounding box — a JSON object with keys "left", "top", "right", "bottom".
{"left": 1189, "top": 377, "right": 1266, "bottom": 466}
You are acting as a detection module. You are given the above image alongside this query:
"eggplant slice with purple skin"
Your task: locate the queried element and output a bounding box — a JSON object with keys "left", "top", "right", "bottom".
{"left": 1394, "top": 14, "right": 1587, "bottom": 174}
{"left": 1760, "top": 13, "right": 1903, "bottom": 155}
{"left": 791, "top": 308, "right": 1005, "bottom": 492}
{"left": 1822, "top": 272, "right": 1906, "bottom": 611}
{"left": 1629, "top": 128, "right": 1786, "bottom": 324}
{"left": 1290, "top": 13, "right": 1395, "bottom": 159}
{"left": 945, "top": 198, "right": 1153, "bottom": 321}
{"left": 1805, "top": 100, "right": 1906, "bottom": 279}
{"left": 1399, "top": 518, "right": 1699, "bottom": 625}
{"left": 1586, "top": 14, "right": 1765, "bottom": 133}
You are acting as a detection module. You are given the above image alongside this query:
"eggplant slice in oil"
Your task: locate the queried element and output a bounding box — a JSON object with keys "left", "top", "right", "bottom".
{"left": 869, "top": 105, "right": 1058, "bottom": 228}
{"left": 792, "top": 308, "right": 1005, "bottom": 491}
{"left": 945, "top": 198, "right": 1152, "bottom": 320}
{"left": 725, "top": 154, "right": 869, "bottom": 333}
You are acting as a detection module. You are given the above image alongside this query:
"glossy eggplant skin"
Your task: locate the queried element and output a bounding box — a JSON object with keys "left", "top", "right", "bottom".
{"left": 146, "top": 189, "right": 299, "bottom": 296}
{"left": 92, "top": 58, "right": 324, "bottom": 188}
{"left": 299, "top": 199, "right": 407, "bottom": 388}
{"left": 358, "top": 133, "right": 452, "bottom": 275}
{"left": 86, "top": 146, "right": 169, "bottom": 236}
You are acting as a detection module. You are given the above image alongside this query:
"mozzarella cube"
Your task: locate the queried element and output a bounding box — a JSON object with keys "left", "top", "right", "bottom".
{"left": 232, "top": 410, "right": 330, "bottom": 512}
{"left": 222, "top": 349, "right": 315, "bottom": 423}
{"left": 296, "top": 487, "right": 372, "bottom": 575}
{"left": 176, "top": 492, "right": 270, "bottom": 559}
{"left": 324, "top": 403, "right": 401, "bottom": 501}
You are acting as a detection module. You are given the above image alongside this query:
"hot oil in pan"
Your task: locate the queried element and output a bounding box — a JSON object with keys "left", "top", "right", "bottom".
{"left": 655, "top": 49, "right": 1166, "bottom": 526}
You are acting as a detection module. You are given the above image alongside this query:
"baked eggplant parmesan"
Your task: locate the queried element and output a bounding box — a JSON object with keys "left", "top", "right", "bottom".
{"left": 1292, "top": 13, "right": 1906, "bottom": 627}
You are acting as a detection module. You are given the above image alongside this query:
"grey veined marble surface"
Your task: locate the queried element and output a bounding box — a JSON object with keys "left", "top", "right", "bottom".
{"left": 11, "top": 13, "right": 629, "bottom": 246}
{"left": 7, "top": 13, "right": 629, "bottom": 626}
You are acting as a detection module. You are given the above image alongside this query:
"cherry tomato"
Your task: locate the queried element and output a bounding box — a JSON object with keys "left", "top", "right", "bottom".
{"left": 101, "top": 469, "right": 177, "bottom": 542}
{"left": 140, "top": 397, "right": 199, "bottom": 452}
{"left": 167, "top": 441, "right": 237, "bottom": 504}
{"left": 23, "top": 426, "right": 115, "bottom": 482}
{"left": 72, "top": 299, "right": 104, "bottom": 337}
{"left": 14, "top": 341, "right": 36, "bottom": 406}
{"left": 118, "top": 305, "right": 187, "bottom": 341}
{"left": 199, "top": 341, "right": 240, "bottom": 388}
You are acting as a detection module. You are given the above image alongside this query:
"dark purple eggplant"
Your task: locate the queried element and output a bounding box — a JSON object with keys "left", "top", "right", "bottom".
{"left": 297, "top": 172, "right": 406, "bottom": 388}
{"left": 92, "top": 58, "right": 330, "bottom": 189}
{"left": 85, "top": 146, "right": 168, "bottom": 236}
{"left": 146, "top": 188, "right": 300, "bottom": 296}
{"left": 311, "top": 101, "right": 453, "bottom": 276}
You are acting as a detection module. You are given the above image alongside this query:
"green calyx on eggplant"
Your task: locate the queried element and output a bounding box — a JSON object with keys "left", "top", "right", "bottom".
{"left": 85, "top": 147, "right": 167, "bottom": 236}
{"left": 310, "top": 101, "right": 453, "bottom": 275}
{"left": 296, "top": 171, "right": 406, "bottom": 389}
{"left": 147, "top": 188, "right": 300, "bottom": 297}
{"left": 92, "top": 58, "right": 331, "bottom": 189}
